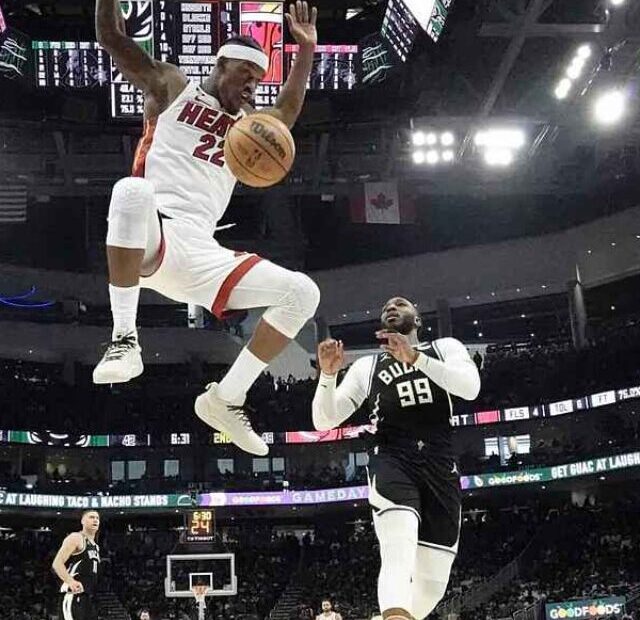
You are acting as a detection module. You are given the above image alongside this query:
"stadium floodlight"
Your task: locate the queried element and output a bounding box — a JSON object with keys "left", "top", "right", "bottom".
{"left": 442, "top": 149, "right": 455, "bottom": 162}
{"left": 567, "top": 57, "right": 585, "bottom": 80}
{"left": 475, "top": 128, "right": 525, "bottom": 149}
{"left": 554, "top": 78, "right": 571, "bottom": 99}
{"left": 576, "top": 44, "right": 592, "bottom": 59}
{"left": 593, "top": 89, "right": 626, "bottom": 125}
{"left": 440, "top": 131, "right": 455, "bottom": 146}
{"left": 484, "top": 148, "right": 513, "bottom": 166}
{"left": 610, "top": 0, "right": 624, "bottom": 5}
{"left": 412, "top": 150, "right": 426, "bottom": 164}
{"left": 425, "top": 132, "right": 438, "bottom": 146}
{"left": 412, "top": 131, "right": 426, "bottom": 146}
{"left": 426, "top": 150, "right": 440, "bottom": 165}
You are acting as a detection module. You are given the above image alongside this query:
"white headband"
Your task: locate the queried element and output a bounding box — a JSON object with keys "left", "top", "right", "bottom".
{"left": 217, "top": 43, "right": 269, "bottom": 72}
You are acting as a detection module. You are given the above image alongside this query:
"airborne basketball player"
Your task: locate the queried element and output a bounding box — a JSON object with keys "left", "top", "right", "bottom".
{"left": 52, "top": 510, "right": 101, "bottom": 620}
{"left": 312, "top": 297, "right": 481, "bottom": 620}
{"left": 93, "top": 1, "right": 320, "bottom": 456}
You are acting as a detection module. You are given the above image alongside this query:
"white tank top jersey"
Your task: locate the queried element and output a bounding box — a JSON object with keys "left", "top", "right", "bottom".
{"left": 132, "top": 81, "right": 245, "bottom": 232}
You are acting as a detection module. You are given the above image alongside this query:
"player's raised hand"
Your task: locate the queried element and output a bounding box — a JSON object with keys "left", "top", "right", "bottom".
{"left": 317, "top": 339, "right": 344, "bottom": 376}
{"left": 376, "top": 330, "right": 419, "bottom": 365}
{"left": 286, "top": 1, "right": 318, "bottom": 48}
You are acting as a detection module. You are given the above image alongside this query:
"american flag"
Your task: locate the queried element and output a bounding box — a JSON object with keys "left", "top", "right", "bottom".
{"left": 0, "top": 185, "right": 27, "bottom": 223}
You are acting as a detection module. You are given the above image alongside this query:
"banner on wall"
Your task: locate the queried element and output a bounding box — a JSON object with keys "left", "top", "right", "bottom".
{"left": 1, "top": 450, "right": 640, "bottom": 512}
{"left": 545, "top": 597, "right": 626, "bottom": 620}
{"left": 1, "top": 383, "right": 640, "bottom": 449}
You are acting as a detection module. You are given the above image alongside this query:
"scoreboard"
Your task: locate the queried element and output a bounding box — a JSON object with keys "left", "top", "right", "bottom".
{"left": 32, "top": 1, "right": 363, "bottom": 119}
{"left": 33, "top": 41, "right": 109, "bottom": 88}
{"left": 185, "top": 509, "right": 215, "bottom": 543}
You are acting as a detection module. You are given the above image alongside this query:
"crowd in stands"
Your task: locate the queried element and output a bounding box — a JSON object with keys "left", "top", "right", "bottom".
{"left": 0, "top": 495, "right": 639, "bottom": 620}
{"left": 2, "top": 312, "right": 640, "bottom": 437}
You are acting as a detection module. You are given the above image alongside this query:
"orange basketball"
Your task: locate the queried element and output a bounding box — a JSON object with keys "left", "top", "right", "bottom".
{"left": 224, "top": 113, "right": 295, "bottom": 188}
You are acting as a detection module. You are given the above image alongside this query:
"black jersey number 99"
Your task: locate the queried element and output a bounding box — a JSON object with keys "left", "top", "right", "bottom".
{"left": 396, "top": 377, "right": 433, "bottom": 408}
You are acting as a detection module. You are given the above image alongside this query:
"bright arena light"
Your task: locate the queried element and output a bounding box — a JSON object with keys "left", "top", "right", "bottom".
{"left": 442, "top": 149, "right": 455, "bottom": 162}
{"left": 566, "top": 57, "right": 585, "bottom": 79}
{"left": 413, "top": 150, "right": 426, "bottom": 164}
{"left": 441, "top": 131, "right": 455, "bottom": 146}
{"left": 593, "top": 90, "right": 626, "bottom": 125}
{"left": 554, "top": 78, "right": 571, "bottom": 99}
{"left": 577, "top": 44, "right": 592, "bottom": 59}
{"left": 610, "top": 0, "right": 625, "bottom": 6}
{"left": 484, "top": 148, "right": 514, "bottom": 167}
{"left": 426, "top": 132, "right": 438, "bottom": 146}
{"left": 426, "top": 150, "right": 440, "bottom": 165}
{"left": 475, "top": 128, "right": 525, "bottom": 149}
{"left": 412, "top": 131, "right": 426, "bottom": 146}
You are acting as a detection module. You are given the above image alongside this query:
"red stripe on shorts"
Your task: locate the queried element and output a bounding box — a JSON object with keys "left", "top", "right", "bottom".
{"left": 211, "top": 254, "right": 263, "bottom": 320}
{"left": 132, "top": 118, "right": 158, "bottom": 177}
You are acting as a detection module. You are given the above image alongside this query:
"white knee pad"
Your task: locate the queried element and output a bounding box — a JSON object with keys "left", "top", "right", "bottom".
{"left": 106, "top": 177, "right": 155, "bottom": 249}
{"left": 262, "top": 271, "right": 320, "bottom": 339}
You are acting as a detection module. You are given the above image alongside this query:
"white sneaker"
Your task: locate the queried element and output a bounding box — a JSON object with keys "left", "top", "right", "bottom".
{"left": 194, "top": 383, "right": 268, "bottom": 456}
{"left": 93, "top": 332, "right": 144, "bottom": 385}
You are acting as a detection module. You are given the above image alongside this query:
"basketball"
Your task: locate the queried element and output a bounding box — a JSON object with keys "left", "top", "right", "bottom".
{"left": 224, "top": 113, "right": 296, "bottom": 188}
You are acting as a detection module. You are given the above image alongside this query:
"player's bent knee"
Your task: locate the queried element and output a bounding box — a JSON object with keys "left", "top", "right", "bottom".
{"left": 263, "top": 271, "right": 320, "bottom": 339}
{"left": 106, "top": 177, "right": 155, "bottom": 249}
{"left": 293, "top": 272, "right": 321, "bottom": 319}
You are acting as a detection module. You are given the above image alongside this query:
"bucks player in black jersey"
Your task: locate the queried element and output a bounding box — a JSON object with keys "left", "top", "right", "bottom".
{"left": 312, "top": 297, "right": 480, "bottom": 620}
{"left": 52, "top": 510, "right": 101, "bottom": 620}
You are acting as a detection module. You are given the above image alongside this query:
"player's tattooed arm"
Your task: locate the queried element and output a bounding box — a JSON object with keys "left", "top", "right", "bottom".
{"left": 261, "top": 1, "right": 317, "bottom": 128}
{"left": 52, "top": 532, "right": 84, "bottom": 593}
{"left": 95, "top": 0, "right": 187, "bottom": 108}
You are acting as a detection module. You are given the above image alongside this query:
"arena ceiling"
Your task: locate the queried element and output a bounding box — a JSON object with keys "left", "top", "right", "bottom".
{"left": 0, "top": 0, "right": 639, "bottom": 270}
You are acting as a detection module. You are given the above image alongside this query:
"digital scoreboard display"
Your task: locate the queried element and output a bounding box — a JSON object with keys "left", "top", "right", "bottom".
{"left": 286, "top": 44, "right": 358, "bottom": 90}
{"left": 33, "top": 41, "right": 109, "bottom": 88}
{"left": 381, "top": 0, "right": 420, "bottom": 62}
{"left": 186, "top": 509, "right": 215, "bottom": 543}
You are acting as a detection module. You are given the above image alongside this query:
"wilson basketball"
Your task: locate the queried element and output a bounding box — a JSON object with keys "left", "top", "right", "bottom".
{"left": 224, "top": 113, "right": 295, "bottom": 188}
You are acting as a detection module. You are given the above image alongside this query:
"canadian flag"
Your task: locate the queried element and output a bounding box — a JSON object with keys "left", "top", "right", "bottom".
{"left": 349, "top": 180, "right": 415, "bottom": 224}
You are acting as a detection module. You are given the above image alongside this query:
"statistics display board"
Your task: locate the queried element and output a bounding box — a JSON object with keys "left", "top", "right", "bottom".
{"left": 32, "top": 2, "right": 362, "bottom": 118}
{"left": 381, "top": 0, "right": 454, "bottom": 56}
{"left": 33, "top": 41, "right": 109, "bottom": 88}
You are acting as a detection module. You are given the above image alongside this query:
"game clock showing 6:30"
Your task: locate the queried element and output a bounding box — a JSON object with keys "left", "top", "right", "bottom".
{"left": 185, "top": 510, "right": 215, "bottom": 543}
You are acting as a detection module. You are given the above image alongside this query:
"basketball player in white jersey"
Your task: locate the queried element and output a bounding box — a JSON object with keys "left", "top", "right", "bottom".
{"left": 52, "top": 510, "right": 101, "bottom": 620}
{"left": 93, "top": 1, "right": 320, "bottom": 456}
{"left": 317, "top": 599, "right": 342, "bottom": 620}
{"left": 313, "top": 297, "right": 481, "bottom": 620}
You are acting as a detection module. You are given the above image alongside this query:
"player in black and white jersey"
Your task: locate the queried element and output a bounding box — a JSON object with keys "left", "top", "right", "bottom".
{"left": 52, "top": 510, "right": 101, "bottom": 620}
{"left": 312, "top": 297, "right": 480, "bottom": 620}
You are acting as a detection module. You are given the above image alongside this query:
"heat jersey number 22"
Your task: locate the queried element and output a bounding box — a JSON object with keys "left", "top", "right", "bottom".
{"left": 397, "top": 378, "right": 433, "bottom": 407}
{"left": 193, "top": 135, "right": 225, "bottom": 167}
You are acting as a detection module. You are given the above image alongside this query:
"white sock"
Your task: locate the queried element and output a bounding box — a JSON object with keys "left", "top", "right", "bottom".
{"left": 217, "top": 347, "right": 268, "bottom": 403}
{"left": 109, "top": 284, "right": 140, "bottom": 340}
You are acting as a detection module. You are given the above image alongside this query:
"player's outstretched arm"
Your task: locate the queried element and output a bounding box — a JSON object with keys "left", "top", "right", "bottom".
{"left": 96, "top": 0, "right": 186, "bottom": 101}
{"left": 312, "top": 340, "right": 370, "bottom": 430}
{"left": 52, "top": 532, "right": 84, "bottom": 592}
{"left": 263, "top": 1, "right": 317, "bottom": 128}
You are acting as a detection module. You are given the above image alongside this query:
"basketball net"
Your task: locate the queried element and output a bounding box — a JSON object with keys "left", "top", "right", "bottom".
{"left": 192, "top": 584, "right": 209, "bottom": 620}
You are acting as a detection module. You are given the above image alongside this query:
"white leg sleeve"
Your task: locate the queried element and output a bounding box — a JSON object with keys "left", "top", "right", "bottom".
{"left": 373, "top": 509, "right": 419, "bottom": 615}
{"left": 410, "top": 546, "right": 456, "bottom": 620}
{"left": 225, "top": 260, "right": 320, "bottom": 339}
{"left": 106, "top": 177, "right": 160, "bottom": 258}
